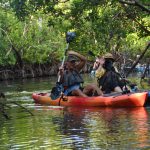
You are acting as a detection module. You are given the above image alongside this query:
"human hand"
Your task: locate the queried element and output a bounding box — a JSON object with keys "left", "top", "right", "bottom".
{"left": 99, "top": 57, "right": 105, "bottom": 65}
{"left": 59, "top": 66, "right": 64, "bottom": 73}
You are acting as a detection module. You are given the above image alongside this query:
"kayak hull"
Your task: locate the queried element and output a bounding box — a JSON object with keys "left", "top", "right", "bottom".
{"left": 32, "top": 92, "right": 148, "bottom": 107}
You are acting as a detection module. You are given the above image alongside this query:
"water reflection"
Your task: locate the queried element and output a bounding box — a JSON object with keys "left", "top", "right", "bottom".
{"left": 1, "top": 76, "right": 150, "bottom": 149}
{"left": 0, "top": 104, "right": 150, "bottom": 149}
{"left": 49, "top": 107, "right": 150, "bottom": 150}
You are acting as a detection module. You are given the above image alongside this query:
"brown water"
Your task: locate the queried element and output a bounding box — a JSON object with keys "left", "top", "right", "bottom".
{"left": 0, "top": 75, "right": 150, "bottom": 150}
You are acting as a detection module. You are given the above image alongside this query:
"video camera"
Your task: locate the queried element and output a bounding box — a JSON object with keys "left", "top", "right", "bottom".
{"left": 66, "top": 32, "right": 76, "bottom": 43}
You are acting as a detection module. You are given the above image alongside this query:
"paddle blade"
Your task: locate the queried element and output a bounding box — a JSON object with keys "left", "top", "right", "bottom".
{"left": 50, "top": 83, "right": 63, "bottom": 100}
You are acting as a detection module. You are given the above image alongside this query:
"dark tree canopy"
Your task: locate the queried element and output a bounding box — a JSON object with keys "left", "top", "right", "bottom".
{"left": 0, "top": 0, "right": 149, "bottom": 67}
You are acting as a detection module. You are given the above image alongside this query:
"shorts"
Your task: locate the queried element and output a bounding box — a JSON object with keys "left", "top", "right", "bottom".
{"left": 64, "top": 84, "right": 80, "bottom": 96}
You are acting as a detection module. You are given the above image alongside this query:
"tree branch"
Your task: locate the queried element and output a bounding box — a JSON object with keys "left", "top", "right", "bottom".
{"left": 126, "top": 42, "right": 150, "bottom": 77}
{"left": 120, "top": 3, "right": 150, "bottom": 35}
{"left": 119, "top": 0, "right": 150, "bottom": 13}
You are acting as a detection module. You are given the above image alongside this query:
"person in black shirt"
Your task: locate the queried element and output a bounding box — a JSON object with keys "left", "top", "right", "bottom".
{"left": 95, "top": 53, "right": 123, "bottom": 94}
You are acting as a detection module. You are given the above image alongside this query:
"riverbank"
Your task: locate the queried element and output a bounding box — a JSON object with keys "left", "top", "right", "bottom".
{"left": 0, "top": 62, "right": 92, "bottom": 81}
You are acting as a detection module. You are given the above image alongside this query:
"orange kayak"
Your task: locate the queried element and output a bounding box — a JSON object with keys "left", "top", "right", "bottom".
{"left": 32, "top": 92, "right": 148, "bottom": 107}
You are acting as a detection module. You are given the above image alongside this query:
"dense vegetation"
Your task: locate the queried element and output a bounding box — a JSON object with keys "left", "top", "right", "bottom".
{"left": 0, "top": 0, "right": 149, "bottom": 80}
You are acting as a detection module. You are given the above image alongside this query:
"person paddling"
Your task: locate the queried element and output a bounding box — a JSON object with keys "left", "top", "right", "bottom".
{"left": 59, "top": 51, "right": 103, "bottom": 97}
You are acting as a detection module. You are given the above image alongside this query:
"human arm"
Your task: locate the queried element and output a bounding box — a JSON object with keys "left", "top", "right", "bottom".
{"left": 95, "top": 57, "right": 105, "bottom": 78}
{"left": 96, "top": 57, "right": 105, "bottom": 71}
{"left": 93, "top": 58, "right": 100, "bottom": 70}
{"left": 68, "top": 51, "right": 86, "bottom": 71}
{"left": 57, "top": 66, "right": 64, "bottom": 83}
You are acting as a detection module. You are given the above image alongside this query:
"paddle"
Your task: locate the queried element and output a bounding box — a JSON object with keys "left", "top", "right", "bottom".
{"left": 50, "top": 32, "right": 76, "bottom": 100}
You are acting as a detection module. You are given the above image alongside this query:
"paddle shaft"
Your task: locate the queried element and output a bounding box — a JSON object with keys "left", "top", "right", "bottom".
{"left": 57, "top": 43, "right": 69, "bottom": 82}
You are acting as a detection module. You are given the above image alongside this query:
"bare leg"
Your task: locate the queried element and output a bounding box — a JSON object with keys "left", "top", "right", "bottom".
{"left": 83, "top": 84, "right": 103, "bottom": 96}
{"left": 114, "top": 86, "right": 122, "bottom": 92}
{"left": 72, "top": 89, "right": 88, "bottom": 97}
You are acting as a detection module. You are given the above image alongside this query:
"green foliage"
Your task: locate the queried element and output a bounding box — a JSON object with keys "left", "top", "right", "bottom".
{"left": 0, "top": 0, "right": 149, "bottom": 66}
{"left": 0, "top": 8, "right": 16, "bottom": 66}
{"left": 0, "top": 7, "right": 66, "bottom": 66}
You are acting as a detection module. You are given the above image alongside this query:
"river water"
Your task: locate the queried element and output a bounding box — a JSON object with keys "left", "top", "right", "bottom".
{"left": 0, "top": 75, "right": 150, "bottom": 150}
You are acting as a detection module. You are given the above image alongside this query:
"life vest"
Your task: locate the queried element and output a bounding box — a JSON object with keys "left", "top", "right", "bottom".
{"left": 96, "top": 59, "right": 120, "bottom": 93}
{"left": 97, "top": 70, "right": 120, "bottom": 93}
{"left": 62, "top": 70, "right": 84, "bottom": 88}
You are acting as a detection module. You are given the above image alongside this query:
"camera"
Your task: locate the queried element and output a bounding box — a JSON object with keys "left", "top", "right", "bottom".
{"left": 66, "top": 32, "right": 76, "bottom": 43}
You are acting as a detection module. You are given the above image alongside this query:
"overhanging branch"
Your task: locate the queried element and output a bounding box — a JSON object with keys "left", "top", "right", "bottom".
{"left": 119, "top": 0, "right": 150, "bottom": 13}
